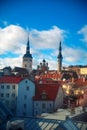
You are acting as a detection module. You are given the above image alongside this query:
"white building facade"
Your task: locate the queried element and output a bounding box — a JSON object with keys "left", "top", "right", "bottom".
{"left": 16, "top": 78, "right": 35, "bottom": 117}
{"left": 0, "top": 76, "right": 35, "bottom": 117}
{"left": 34, "top": 101, "right": 54, "bottom": 116}
{"left": 0, "top": 83, "right": 18, "bottom": 115}
{"left": 54, "top": 86, "right": 64, "bottom": 109}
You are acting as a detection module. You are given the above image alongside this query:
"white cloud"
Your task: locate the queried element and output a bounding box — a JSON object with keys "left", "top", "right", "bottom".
{"left": 0, "top": 25, "right": 65, "bottom": 69}
{"left": 0, "top": 24, "right": 86, "bottom": 70}
{"left": 62, "top": 46, "right": 87, "bottom": 65}
{"left": 30, "top": 26, "right": 66, "bottom": 49}
{"left": 78, "top": 25, "right": 87, "bottom": 43}
{"left": 0, "top": 24, "right": 27, "bottom": 55}
{"left": 0, "top": 57, "right": 22, "bottom": 69}
{"left": 63, "top": 47, "right": 80, "bottom": 62}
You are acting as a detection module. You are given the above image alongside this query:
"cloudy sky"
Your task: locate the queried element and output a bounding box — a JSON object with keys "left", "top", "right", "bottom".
{"left": 0, "top": 0, "right": 87, "bottom": 70}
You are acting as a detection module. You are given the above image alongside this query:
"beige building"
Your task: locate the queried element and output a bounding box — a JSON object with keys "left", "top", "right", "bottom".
{"left": 80, "top": 68, "right": 87, "bottom": 75}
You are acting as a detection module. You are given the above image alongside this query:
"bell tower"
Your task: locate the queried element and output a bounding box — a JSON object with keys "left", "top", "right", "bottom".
{"left": 57, "top": 42, "right": 63, "bottom": 73}
{"left": 23, "top": 36, "right": 32, "bottom": 74}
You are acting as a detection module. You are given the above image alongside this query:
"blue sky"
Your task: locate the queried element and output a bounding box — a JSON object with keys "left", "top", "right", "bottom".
{"left": 0, "top": 0, "right": 87, "bottom": 70}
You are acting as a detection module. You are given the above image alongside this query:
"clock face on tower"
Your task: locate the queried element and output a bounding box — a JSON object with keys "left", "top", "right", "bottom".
{"left": 24, "top": 59, "right": 28, "bottom": 61}
{"left": 24, "top": 58, "right": 32, "bottom": 62}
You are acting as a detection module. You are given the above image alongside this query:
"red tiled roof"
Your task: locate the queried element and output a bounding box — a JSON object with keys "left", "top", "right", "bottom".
{"left": 0, "top": 76, "right": 23, "bottom": 84}
{"left": 62, "top": 78, "right": 87, "bottom": 88}
{"left": 35, "top": 72, "right": 61, "bottom": 81}
{"left": 33, "top": 83, "right": 61, "bottom": 101}
{"left": 74, "top": 78, "right": 87, "bottom": 87}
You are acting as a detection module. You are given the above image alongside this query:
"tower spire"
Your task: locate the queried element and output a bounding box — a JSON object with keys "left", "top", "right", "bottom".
{"left": 59, "top": 41, "right": 62, "bottom": 51}
{"left": 26, "top": 36, "right": 30, "bottom": 54}
{"left": 57, "top": 41, "right": 63, "bottom": 73}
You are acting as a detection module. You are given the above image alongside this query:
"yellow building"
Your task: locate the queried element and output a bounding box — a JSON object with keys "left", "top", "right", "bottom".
{"left": 80, "top": 68, "right": 87, "bottom": 75}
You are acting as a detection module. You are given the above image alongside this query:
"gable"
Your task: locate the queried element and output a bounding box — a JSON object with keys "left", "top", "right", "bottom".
{"left": 33, "top": 83, "right": 61, "bottom": 101}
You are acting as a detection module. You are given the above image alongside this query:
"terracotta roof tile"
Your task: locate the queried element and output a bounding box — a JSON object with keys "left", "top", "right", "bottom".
{"left": 74, "top": 78, "right": 87, "bottom": 87}
{"left": 0, "top": 76, "right": 23, "bottom": 84}
{"left": 33, "top": 83, "right": 61, "bottom": 101}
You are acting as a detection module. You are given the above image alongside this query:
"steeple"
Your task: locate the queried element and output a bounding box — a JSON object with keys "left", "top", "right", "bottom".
{"left": 26, "top": 37, "right": 30, "bottom": 54}
{"left": 59, "top": 41, "right": 62, "bottom": 52}
{"left": 23, "top": 36, "right": 32, "bottom": 59}
{"left": 22, "top": 35, "right": 33, "bottom": 74}
{"left": 57, "top": 42, "right": 63, "bottom": 73}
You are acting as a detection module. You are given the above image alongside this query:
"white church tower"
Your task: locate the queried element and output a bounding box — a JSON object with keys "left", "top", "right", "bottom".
{"left": 23, "top": 37, "right": 33, "bottom": 74}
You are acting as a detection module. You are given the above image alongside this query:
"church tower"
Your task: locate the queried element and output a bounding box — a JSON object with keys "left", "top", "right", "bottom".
{"left": 23, "top": 37, "right": 32, "bottom": 74}
{"left": 57, "top": 42, "right": 63, "bottom": 73}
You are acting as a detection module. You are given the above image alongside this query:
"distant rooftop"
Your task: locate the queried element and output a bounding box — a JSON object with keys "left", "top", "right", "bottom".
{"left": 0, "top": 76, "right": 23, "bottom": 84}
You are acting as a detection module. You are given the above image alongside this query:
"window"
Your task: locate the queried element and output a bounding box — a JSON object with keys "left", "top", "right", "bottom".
{"left": 24, "top": 95, "right": 27, "bottom": 99}
{"left": 41, "top": 91, "right": 47, "bottom": 100}
{"left": 25, "top": 80, "right": 28, "bottom": 83}
{"left": 23, "top": 112, "right": 26, "bottom": 116}
{"left": 7, "top": 85, "right": 10, "bottom": 89}
{"left": 24, "top": 104, "right": 27, "bottom": 108}
{"left": 1, "top": 93, "right": 4, "bottom": 97}
{"left": 36, "top": 103, "right": 38, "bottom": 106}
{"left": 6, "top": 93, "right": 9, "bottom": 97}
{"left": 42, "top": 103, "right": 46, "bottom": 109}
{"left": 26, "top": 86, "right": 29, "bottom": 90}
{"left": 35, "top": 111, "right": 38, "bottom": 115}
{"left": 25, "top": 64, "right": 27, "bottom": 68}
{"left": 1, "top": 85, "right": 4, "bottom": 89}
{"left": 12, "top": 85, "right": 15, "bottom": 89}
{"left": 12, "top": 93, "right": 15, "bottom": 97}
{"left": 49, "top": 104, "right": 52, "bottom": 108}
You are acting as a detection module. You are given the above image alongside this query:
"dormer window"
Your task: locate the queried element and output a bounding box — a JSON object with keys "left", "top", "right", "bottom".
{"left": 41, "top": 91, "right": 47, "bottom": 100}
